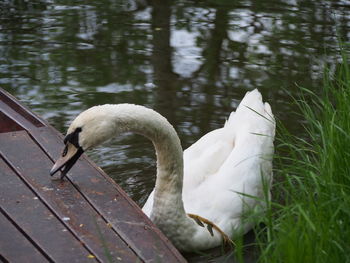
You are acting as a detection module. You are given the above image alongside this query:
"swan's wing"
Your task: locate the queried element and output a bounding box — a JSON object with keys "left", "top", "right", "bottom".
{"left": 183, "top": 89, "right": 274, "bottom": 192}
{"left": 182, "top": 128, "right": 234, "bottom": 193}
{"left": 183, "top": 89, "right": 275, "bottom": 235}
{"left": 209, "top": 89, "right": 275, "bottom": 187}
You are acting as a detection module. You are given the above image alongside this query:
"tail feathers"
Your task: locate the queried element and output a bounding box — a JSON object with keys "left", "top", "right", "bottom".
{"left": 237, "top": 89, "right": 265, "bottom": 115}
{"left": 226, "top": 89, "right": 274, "bottom": 126}
{"left": 241, "top": 89, "right": 263, "bottom": 107}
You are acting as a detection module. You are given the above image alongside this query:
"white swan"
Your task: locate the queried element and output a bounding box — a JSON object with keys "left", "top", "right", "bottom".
{"left": 50, "top": 89, "right": 275, "bottom": 252}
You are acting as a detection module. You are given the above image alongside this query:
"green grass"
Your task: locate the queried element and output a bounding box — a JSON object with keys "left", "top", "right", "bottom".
{"left": 247, "top": 50, "right": 350, "bottom": 262}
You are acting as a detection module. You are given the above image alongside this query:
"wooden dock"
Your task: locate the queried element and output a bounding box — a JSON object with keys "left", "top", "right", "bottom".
{"left": 0, "top": 88, "right": 186, "bottom": 262}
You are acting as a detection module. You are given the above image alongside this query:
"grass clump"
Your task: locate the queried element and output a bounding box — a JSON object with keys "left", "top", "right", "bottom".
{"left": 255, "top": 51, "right": 350, "bottom": 263}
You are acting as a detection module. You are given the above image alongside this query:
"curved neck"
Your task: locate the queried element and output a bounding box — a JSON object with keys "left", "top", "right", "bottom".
{"left": 109, "top": 104, "right": 186, "bottom": 217}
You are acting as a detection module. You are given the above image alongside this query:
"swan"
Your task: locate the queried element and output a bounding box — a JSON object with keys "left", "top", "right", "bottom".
{"left": 50, "top": 89, "right": 275, "bottom": 252}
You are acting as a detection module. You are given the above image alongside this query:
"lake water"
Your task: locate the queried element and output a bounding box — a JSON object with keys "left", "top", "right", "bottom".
{"left": 1, "top": 0, "right": 349, "bottom": 230}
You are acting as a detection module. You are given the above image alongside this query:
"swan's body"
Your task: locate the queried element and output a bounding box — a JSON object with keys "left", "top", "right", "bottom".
{"left": 50, "top": 89, "right": 275, "bottom": 252}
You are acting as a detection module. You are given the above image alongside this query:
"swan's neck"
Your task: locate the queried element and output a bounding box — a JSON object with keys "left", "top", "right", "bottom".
{"left": 108, "top": 104, "right": 186, "bottom": 218}
{"left": 76, "top": 104, "right": 208, "bottom": 250}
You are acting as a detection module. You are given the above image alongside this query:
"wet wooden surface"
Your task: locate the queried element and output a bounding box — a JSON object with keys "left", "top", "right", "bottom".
{"left": 0, "top": 88, "right": 186, "bottom": 263}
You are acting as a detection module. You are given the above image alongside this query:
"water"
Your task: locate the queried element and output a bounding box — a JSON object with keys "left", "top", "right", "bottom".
{"left": 1, "top": 0, "right": 349, "bottom": 218}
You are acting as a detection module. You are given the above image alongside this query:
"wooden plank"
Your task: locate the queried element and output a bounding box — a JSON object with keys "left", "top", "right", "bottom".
{"left": 29, "top": 126, "right": 186, "bottom": 263}
{"left": 0, "top": 89, "right": 44, "bottom": 129}
{"left": 0, "top": 100, "right": 40, "bottom": 132}
{"left": 0, "top": 111, "right": 24, "bottom": 133}
{"left": 0, "top": 158, "right": 94, "bottom": 263}
{"left": 0, "top": 210, "right": 48, "bottom": 263}
{"left": 0, "top": 131, "right": 139, "bottom": 263}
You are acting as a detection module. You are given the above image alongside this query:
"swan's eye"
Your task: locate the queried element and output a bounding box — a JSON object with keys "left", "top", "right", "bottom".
{"left": 64, "top": 127, "right": 82, "bottom": 148}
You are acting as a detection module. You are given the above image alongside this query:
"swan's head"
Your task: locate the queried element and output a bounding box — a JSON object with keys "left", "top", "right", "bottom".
{"left": 50, "top": 105, "right": 119, "bottom": 178}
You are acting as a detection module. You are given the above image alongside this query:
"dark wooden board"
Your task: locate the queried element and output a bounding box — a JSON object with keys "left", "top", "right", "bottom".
{"left": 0, "top": 131, "right": 139, "bottom": 263}
{"left": 0, "top": 210, "right": 48, "bottom": 263}
{"left": 0, "top": 88, "right": 187, "bottom": 263}
{"left": 0, "top": 90, "right": 44, "bottom": 129}
{"left": 0, "top": 157, "right": 93, "bottom": 262}
{"left": 0, "top": 111, "right": 24, "bottom": 133}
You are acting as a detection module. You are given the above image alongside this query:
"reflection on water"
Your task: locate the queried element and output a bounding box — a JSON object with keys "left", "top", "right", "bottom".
{"left": 1, "top": 0, "right": 349, "bottom": 206}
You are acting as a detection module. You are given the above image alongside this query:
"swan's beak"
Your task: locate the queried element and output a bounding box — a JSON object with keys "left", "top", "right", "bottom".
{"left": 50, "top": 142, "right": 84, "bottom": 179}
